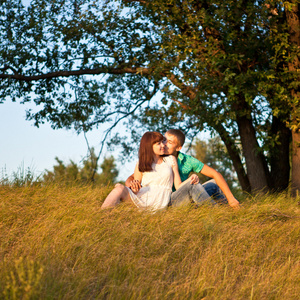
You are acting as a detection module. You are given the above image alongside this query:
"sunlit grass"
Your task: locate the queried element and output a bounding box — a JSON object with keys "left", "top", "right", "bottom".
{"left": 0, "top": 184, "right": 299, "bottom": 299}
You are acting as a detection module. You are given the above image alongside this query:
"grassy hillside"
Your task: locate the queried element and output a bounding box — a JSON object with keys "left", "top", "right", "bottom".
{"left": 0, "top": 184, "right": 299, "bottom": 299}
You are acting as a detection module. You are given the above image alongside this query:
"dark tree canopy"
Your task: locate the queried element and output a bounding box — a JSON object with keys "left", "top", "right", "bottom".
{"left": 1, "top": 0, "right": 300, "bottom": 194}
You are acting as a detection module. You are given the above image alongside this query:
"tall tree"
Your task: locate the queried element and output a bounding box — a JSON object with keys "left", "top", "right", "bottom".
{"left": 284, "top": 0, "right": 300, "bottom": 196}
{"left": 0, "top": 0, "right": 299, "bottom": 194}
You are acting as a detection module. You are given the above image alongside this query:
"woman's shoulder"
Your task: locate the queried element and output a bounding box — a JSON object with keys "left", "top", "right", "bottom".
{"left": 163, "top": 155, "right": 177, "bottom": 166}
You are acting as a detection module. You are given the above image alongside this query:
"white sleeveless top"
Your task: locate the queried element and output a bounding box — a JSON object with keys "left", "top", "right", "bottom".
{"left": 127, "top": 156, "right": 175, "bottom": 212}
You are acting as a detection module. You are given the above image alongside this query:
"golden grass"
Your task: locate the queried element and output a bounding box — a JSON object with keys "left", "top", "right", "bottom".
{"left": 0, "top": 184, "right": 299, "bottom": 299}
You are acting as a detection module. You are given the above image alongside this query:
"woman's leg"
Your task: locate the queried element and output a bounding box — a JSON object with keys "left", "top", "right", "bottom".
{"left": 101, "top": 183, "right": 132, "bottom": 209}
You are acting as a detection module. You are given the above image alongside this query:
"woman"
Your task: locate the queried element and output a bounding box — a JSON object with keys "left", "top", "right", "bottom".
{"left": 101, "top": 131, "right": 183, "bottom": 212}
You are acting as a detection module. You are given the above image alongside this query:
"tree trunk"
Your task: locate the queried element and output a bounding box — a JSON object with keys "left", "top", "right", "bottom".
{"left": 236, "top": 114, "right": 270, "bottom": 193}
{"left": 269, "top": 116, "right": 291, "bottom": 192}
{"left": 215, "top": 124, "right": 251, "bottom": 193}
{"left": 291, "top": 130, "right": 300, "bottom": 196}
{"left": 285, "top": 1, "right": 300, "bottom": 196}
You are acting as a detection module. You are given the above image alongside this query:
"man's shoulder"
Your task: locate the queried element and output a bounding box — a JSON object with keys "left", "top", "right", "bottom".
{"left": 178, "top": 152, "right": 204, "bottom": 168}
{"left": 177, "top": 152, "right": 205, "bottom": 175}
{"left": 178, "top": 152, "right": 197, "bottom": 161}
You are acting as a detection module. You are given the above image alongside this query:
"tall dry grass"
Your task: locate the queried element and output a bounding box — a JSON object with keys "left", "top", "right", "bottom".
{"left": 0, "top": 184, "right": 299, "bottom": 299}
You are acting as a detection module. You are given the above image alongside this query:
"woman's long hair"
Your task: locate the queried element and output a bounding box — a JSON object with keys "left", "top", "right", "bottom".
{"left": 138, "top": 131, "right": 164, "bottom": 172}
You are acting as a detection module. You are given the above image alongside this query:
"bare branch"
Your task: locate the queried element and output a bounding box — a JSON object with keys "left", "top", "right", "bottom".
{"left": 90, "top": 82, "right": 159, "bottom": 181}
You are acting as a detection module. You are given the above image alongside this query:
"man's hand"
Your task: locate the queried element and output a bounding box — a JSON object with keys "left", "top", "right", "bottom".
{"left": 130, "top": 179, "right": 141, "bottom": 194}
{"left": 228, "top": 197, "right": 240, "bottom": 210}
{"left": 190, "top": 174, "right": 199, "bottom": 185}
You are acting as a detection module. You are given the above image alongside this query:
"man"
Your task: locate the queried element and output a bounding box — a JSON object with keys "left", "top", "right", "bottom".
{"left": 126, "top": 129, "right": 240, "bottom": 209}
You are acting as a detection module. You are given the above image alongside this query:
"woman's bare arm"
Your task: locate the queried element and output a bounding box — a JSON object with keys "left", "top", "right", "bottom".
{"left": 170, "top": 156, "right": 182, "bottom": 190}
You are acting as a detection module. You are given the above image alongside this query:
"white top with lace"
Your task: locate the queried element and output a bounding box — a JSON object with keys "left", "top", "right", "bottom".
{"left": 128, "top": 156, "right": 175, "bottom": 212}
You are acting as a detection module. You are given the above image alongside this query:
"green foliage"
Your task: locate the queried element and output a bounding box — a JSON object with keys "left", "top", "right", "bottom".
{"left": 0, "top": 153, "right": 119, "bottom": 187}
{"left": 0, "top": 163, "right": 41, "bottom": 187}
{"left": 43, "top": 157, "right": 79, "bottom": 184}
{"left": 0, "top": 185, "right": 299, "bottom": 299}
{"left": 1, "top": 0, "right": 284, "bottom": 133}
{"left": 43, "top": 149, "right": 119, "bottom": 185}
{"left": 1, "top": 0, "right": 300, "bottom": 192}
{"left": 0, "top": 167, "right": 10, "bottom": 186}
{"left": 97, "top": 155, "right": 119, "bottom": 185}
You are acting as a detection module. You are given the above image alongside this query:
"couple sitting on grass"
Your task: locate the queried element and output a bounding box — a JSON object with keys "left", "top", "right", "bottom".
{"left": 101, "top": 129, "right": 240, "bottom": 212}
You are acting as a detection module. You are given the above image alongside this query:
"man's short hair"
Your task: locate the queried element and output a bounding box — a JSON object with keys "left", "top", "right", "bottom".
{"left": 166, "top": 129, "right": 185, "bottom": 147}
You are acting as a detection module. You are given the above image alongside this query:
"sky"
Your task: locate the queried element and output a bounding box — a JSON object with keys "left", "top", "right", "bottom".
{"left": 0, "top": 100, "right": 136, "bottom": 181}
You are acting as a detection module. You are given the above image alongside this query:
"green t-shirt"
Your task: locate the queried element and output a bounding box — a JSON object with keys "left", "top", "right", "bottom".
{"left": 177, "top": 152, "right": 204, "bottom": 182}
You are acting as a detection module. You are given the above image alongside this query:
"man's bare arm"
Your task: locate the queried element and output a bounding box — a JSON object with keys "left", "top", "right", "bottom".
{"left": 200, "top": 165, "right": 240, "bottom": 209}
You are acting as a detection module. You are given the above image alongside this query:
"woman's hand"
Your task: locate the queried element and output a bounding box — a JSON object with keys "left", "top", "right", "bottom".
{"left": 130, "top": 179, "right": 141, "bottom": 194}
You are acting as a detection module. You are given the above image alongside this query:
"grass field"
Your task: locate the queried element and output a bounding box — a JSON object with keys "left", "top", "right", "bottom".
{"left": 0, "top": 184, "right": 299, "bottom": 299}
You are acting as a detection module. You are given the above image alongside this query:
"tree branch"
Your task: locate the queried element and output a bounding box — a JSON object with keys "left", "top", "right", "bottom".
{"left": 167, "top": 73, "right": 197, "bottom": 100}
{"left": 123, "top": 0, "right": 147, "bottom": 4}
{"left": 0, "top": 66, "right": 152, "bottom": 81}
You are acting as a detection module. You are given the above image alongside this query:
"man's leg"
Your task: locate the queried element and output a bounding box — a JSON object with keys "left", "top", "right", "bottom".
{"left": 190, "top": 182, "right": 217, "bottom": 205}
{"left": 170, "top": 179, "right": 192, "bottom": 207}
{"left": 171, "top": 179, "right": 215, "bottom": 207}
{"left": 202, "top": 179, "right": 228, "bottom": 204}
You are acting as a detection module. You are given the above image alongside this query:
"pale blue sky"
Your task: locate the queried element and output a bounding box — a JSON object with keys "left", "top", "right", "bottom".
{"left": 0, "top": 100, "right": 136, "bottom": 181}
